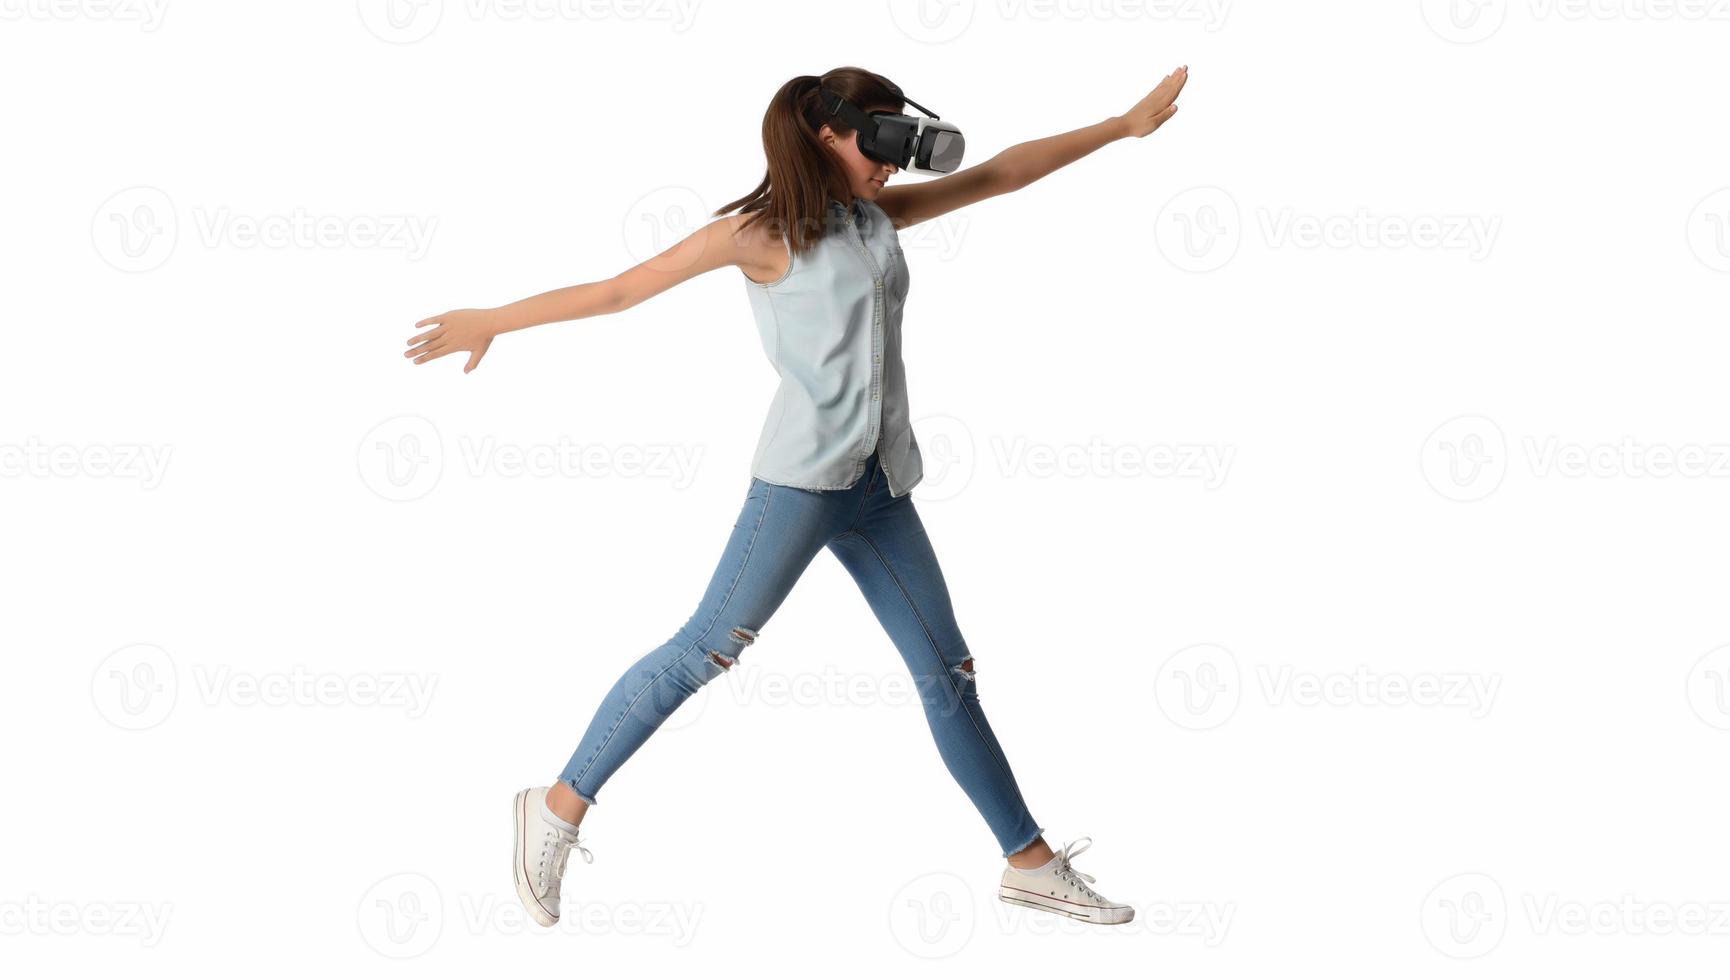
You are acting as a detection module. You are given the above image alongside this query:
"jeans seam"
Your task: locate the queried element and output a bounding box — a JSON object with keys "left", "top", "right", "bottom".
{"left": 845, "top": 463, "right": 876, "bottom": 533}
{"left": 565, "top": 484, "right": 774, "bottom": 791}
{"left": 851, "top": 527, "right": 1034, "bottom": 821}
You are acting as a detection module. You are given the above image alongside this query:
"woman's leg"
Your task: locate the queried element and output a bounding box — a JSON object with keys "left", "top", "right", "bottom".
{"left": 826, "top": 458, "right": 1048, "bottom": 861}
{"left": 552, "top": 476, "right": 849, "bottom": 819}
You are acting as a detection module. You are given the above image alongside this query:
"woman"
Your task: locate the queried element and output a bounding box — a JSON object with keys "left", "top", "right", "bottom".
{"left": 406, "top": 64, "right": 1187, "bottom": 928}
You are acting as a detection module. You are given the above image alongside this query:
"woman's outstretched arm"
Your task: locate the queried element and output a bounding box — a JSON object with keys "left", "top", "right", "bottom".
{"left": 876, "top": 64, "right": 1188, "bottom": 229}
{"left": 406, "top": 215, "right": 752, "bottom": 373}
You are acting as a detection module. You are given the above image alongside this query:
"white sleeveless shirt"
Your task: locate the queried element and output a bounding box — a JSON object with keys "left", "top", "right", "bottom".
{"left": 740, "top": 195, "right": 924, "bottom": 496}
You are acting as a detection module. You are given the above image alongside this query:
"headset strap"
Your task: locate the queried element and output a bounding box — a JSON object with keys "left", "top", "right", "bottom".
{"left": 819, "top": 87, "right": 940, "bottom": 123}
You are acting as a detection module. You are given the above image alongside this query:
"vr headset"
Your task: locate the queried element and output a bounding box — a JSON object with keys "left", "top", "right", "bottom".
{"left": 818, "top": 87, "right": 964, "bottom": 176}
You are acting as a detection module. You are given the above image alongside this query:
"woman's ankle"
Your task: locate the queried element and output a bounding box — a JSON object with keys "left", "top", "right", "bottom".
{"left": 546, "top": 780, "right": 591, "bottom": 827}
{"left": 1006, "top": 836, "right": 1055, "bottom": 869}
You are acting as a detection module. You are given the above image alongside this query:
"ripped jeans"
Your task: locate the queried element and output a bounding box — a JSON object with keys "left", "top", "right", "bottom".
{"left": 557, "top": 449, "right": 1046, "bottom": 858}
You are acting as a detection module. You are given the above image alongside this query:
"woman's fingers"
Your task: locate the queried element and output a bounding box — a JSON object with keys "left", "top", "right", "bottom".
{"left": 1153, "top": 65, "right": 1188, "bottom": 106}
{"left": 415, "top": 312, "right": 448, "bottom": 329}
{"left": 407, "top": 325, "right": 441, "bottom": 346}
{"left": 405, "top": 337, "right": 451, "bottom": 360}
{"left": 464, "top": 349, "right": 485, "bottom": 373}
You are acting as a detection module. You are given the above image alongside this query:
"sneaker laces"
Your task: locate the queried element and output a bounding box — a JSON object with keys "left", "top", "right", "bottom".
{"left": 537, "top": 826, "right": 594, "bottom": 899}
{"left": 1054, "top": 837, "right": 1105, "bottom": 902}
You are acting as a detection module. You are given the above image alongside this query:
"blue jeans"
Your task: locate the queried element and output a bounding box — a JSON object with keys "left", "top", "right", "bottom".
{"left": 557, "top": 449, "right": 1046, "bottom": 858}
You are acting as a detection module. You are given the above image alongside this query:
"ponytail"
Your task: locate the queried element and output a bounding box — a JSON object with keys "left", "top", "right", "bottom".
{"left": 716, "top": 68, "right": 907, "bottom": 258}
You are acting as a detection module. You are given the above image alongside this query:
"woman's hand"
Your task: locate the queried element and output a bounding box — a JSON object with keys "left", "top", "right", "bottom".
{"left": 1117, "top": 65, "right": 1188, "bottom": 138}
{"left": 405, "top": 308, "right": 498, "bottom": 373}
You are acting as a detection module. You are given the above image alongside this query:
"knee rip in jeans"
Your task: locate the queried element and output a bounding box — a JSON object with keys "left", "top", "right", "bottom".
{"left": 706, "top": 625, "right": 759, "bottom": 671}
{"left": 954, "top": 657, "right": 976, "bottom": 681}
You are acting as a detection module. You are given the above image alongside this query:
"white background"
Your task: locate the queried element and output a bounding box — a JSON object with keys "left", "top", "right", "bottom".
{"left": 4, "top": 0, "right": 1729, "bottom": 974}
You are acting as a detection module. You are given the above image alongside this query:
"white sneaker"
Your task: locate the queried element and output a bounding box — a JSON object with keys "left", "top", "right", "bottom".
{"left": 999, "top": 836, "right": 1134, "bottom": 925}
{"left": 512, "top": 786, "right": 593, "bottom": 928}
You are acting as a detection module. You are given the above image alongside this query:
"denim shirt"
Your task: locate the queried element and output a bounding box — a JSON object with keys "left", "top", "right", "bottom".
{"left": 741, "top": 195, "right": 924, "bottom": 497}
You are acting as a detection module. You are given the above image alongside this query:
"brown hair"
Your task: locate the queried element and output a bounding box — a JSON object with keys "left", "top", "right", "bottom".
{"left": 716, "top": 67, "right": 907, "bottom": 257}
